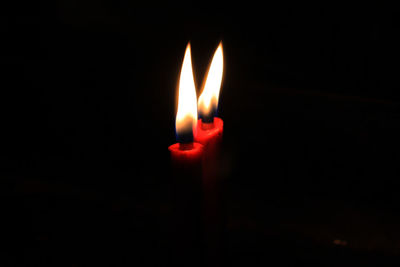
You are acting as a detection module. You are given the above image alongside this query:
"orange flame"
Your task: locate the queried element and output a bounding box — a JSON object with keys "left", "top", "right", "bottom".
{"left": 175, "top": 43, "right": 198, "bottom": 139}
{"left": 198, "top": 42, "right": 223, "bottom": 118}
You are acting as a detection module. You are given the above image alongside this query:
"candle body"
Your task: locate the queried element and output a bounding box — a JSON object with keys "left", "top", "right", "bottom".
{"left": 195, "top": 117, "right": 224, "bottom": 267}
{"left": 194, "top": 116, "right": 223, "bottom": 191}
{"left": 194, "top": 117, "right": 223, "bottom": 208}
{"left": 168, "top": 142, "right": 204, "bottom": 266}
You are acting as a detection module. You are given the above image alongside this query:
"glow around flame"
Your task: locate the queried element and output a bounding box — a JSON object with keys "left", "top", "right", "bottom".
{"left": 198, "top": 42, "right": 223, "bottom": 119}
{"left": 175, "top": 43, "right": 198, "bottom": 139}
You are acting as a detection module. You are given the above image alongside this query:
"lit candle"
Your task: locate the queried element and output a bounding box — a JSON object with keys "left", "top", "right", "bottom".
{"left": 168, "top": 43, "right": 204, "bottom": 265}
{"left": 195, "top": 42, "right": 225, "bottom": 267}
{"left": 169, "top": 43, "right": 204, "bottom": 165}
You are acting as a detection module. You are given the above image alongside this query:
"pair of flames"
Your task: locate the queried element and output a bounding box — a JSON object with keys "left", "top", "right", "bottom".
{"left": 175, "top": 43, "right": 223, "bottom": 136}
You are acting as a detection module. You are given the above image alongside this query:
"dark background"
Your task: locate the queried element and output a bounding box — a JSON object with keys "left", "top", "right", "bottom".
{"left": 2, "top": 3, "right": 400, "bottom": 266}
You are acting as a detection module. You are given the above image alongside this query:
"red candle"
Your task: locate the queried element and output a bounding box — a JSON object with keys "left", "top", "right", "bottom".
{"left": 168, "top": 43, "right": 204, "bottom": 266}
{"left": 195, "top": 42, "right": 225, "bottom": 266}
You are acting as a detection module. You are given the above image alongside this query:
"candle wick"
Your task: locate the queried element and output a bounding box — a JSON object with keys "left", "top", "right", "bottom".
{"left": 201, "top": 121, "right": 215, "bottom": 130}
{"left": 179, "top": 142, "right": 194, "bottom": 150}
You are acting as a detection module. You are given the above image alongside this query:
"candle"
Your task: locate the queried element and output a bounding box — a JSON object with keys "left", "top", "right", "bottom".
{"left": 169, "top": 42, "right": 204, "bottom": 165}
{"left": 195, "top": 42, "right": 225, "bottom": 266}
{"left": 168, "top": 43, "right": 204, "bottom": 266}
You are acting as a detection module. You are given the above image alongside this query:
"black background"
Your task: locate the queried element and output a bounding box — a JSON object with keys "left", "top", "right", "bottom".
{"left": 2, "top": 3, "right": 400, "bottom": 266}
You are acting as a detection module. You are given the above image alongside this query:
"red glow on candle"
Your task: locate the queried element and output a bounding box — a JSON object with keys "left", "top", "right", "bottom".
{"left": 168, "top": 142, "right": 204, "bottom": 164}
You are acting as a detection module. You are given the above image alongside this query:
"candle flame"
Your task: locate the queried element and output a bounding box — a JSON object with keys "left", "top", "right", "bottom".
{"left": 198, "top": 42, "right": 223, "bottom": 120}
{"left": 175, "top": 43, "right": 198, "bottom": 142}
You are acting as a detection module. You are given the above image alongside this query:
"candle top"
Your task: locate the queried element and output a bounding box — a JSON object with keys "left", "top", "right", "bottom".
{"left": 168, "top": 142, "right": 204, "bottom": 163}
{"left": 195, "top": 117, "right": 223, "bottom": 145}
